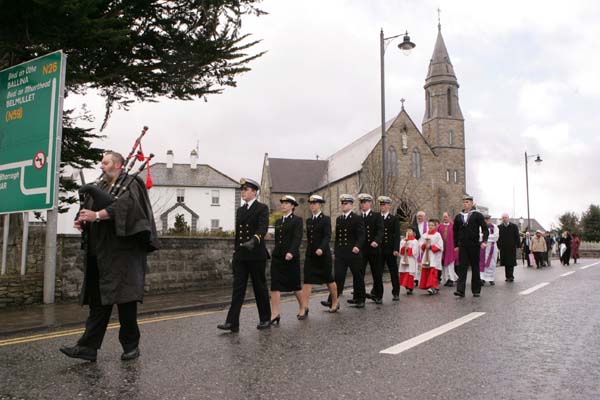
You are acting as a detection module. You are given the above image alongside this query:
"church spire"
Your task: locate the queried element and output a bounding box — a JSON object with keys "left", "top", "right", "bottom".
{"left": 424, "top": 24, "right": 458, "bottom": 89}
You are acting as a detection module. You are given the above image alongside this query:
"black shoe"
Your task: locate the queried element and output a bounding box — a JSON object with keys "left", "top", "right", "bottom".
{"left": 508, "top": 278, "right": 514, "bottom": 282}
{"left": 257, "top": 321, "right": 271, "bottom": 330}
{"left": 392, "top": 295, "right": 400, "bottom": 301}
{"left": 217, "top": 323, "right": 239, "bottom": 333}
{"left": 453, "top": 291, "right": 465, "bottom": 297}
{"left": 480, "top": 280, "right": 485, "bottom": 286}
{"left": 414, "top": 280, "right": 419, "bottom": 286}
{"left": 407, "top": 288, "right": 413, "bottom": 295}
{"left": 328, "top": 304, "right": 340, "bottom": 313}
{"left": 270, "top": 315, "right": 281, "bottom": 325}
{"left": 353, "top": 301, "right": 365, "bottom": 308}
{"left": 297, "top": 309, "right": 309, "bottom": 320}
{"left": 347, "top": 299, "right": 358, "bottom": 304}
{"left": 444, "top": 280, "right": 454, "bottom": 287}
{"left": 489, "top": 281, "right": 495, "bottom": 286}
{"left": 473, "top": 293, "right": 481, "bottom": 297}
{"left": 374, "top": 298, "right": 383, "bottom": 305}
{"left": 121, "top": 347, "right": 140, "bottom": 361}
{"left": 320, "top": 300, "right": 332, "bottom": 307}
{"left": 59, "top": 345, "right": 97, "bottom": 362}
{"left": 365, "top": 293, "right": 375, "bottom": 300}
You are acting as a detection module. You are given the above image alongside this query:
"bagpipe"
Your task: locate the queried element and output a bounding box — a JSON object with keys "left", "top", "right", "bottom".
{"left": 77, "top": 126, "right": 154, "bottom": 248}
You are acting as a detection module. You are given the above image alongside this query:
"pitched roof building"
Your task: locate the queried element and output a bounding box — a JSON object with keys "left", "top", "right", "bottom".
{"left": 261, "top": 24, "right": 467, "bottom": 222}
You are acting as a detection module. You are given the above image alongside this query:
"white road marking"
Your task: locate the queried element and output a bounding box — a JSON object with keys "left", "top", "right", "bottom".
{"left": 519, "top": 282, "right": 550, "bottom": 295}
{"left": 559, "top": 271, "right": 575, "bottom": 277}
{"left": 380, "top": 312, "right": 485, "bottom": 355}
{"left": 579, "top": 261, "right": 600, "bottom": 270}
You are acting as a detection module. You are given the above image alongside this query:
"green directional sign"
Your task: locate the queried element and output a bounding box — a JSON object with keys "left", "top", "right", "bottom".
{"left": 0, "top": 51, "right": 65, "bottom": 214}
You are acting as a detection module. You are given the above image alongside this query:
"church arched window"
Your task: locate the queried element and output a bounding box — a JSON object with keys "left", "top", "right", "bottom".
{"left": 388, "top": 146, "right": 398, "bottom": 177}
{"left": 426, "top": 91, "right": 431, "bottom": 118}
{"left": 453, "top": 170, "right": 459, "bottom": 183}
{"left": 449, "top": 129, "right": 454, "bottom": 146}
{"left": 447, "top": 87, "right": 452, "bottom": 116}
{"left": 446, "top": 169, "right": 450, "bottom": 183}
{"left": 412, "top": 149, "right": 422, "bottom": 178}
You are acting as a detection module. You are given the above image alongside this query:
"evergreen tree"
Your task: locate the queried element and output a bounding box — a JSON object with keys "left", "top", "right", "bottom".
{"left": 581, "top": 204, "right": 600, "bottom": 242}
{"left": 0, "top": 0, "right": 265, "bottom": 210}
{"left": 558, "top": 211, "right": 580, "bottom": 235}
{"left": 172, "top": 214, "right": 190, "bottom": 234}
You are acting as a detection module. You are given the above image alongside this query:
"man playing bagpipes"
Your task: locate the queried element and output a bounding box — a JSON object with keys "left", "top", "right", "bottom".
{"left": 60, "top": 145, "right": 159, "bottom": 362}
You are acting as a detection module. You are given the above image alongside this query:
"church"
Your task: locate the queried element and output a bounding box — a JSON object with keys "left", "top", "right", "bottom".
{"left": 260, "top": 24, "right": 467, "bottom": 222}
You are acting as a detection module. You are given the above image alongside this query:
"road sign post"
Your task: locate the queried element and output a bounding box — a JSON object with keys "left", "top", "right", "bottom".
{"left": 0, "top": 51, "right": 66, "bottom": 303}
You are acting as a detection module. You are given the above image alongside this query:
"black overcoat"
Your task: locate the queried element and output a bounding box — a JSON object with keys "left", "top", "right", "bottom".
{"left": 497, "top": 222, "right": 520, "bottom": 267}
{"left": 80, "top": 175, "right": 159, "bottom": 306}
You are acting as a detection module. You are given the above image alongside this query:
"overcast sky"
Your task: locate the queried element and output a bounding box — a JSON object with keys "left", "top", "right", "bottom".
{"left": 68, "top": 0, "right": 600, "bottom": 230}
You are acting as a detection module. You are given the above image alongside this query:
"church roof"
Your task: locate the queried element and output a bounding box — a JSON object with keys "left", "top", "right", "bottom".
{"left": 268, "top": 158, "right": 328, "bottom": 193}
{"left": 318, "top": 118, "right": 396, "bottom": 187}
{"left": 150, "top": 163, "right": 238, "bottom": 188}
{"left": 424, "top": 26, "right": 458, "bottom": 89}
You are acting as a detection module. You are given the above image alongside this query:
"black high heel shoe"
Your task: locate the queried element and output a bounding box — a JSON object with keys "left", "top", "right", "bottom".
{"left": 270, "top": 315, "right": 281, "bottom": 325}
{"left": 297, "top": 308, "right": 309, "bottom": 320}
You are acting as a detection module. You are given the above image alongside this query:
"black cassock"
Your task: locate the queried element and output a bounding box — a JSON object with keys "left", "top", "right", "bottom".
{"left": 497, "top": 222, "right": 520, "bottom": 267}
{"left": 80, "top": 175, "right": 159, "bottom": 306}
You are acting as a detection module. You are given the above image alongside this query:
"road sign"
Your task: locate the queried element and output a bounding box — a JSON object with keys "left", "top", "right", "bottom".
{"left": 0, "top": 51, "right": 66, "bottom": 214}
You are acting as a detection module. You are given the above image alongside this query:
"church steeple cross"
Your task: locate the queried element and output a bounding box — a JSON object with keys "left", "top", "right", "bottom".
{"left": 437, "top": 8, "right": 442, "bottom": 31}
{"left": 400, "top": 98, "right": 405, "bottom": 110}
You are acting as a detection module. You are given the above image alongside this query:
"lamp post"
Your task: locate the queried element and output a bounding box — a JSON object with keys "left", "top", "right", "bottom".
{"left": 381, "top": 29, "right": 415, "bottom": 196}
{"left": 524, "top": 151, "right": 543, "bottom": 231}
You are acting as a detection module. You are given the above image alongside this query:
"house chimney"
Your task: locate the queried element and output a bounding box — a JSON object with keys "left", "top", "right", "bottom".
{"left": 190, "top": 149, "right": 198, "bottom": 169}
{"left": 166, "top": 150, "right": 174, "bottom": 169}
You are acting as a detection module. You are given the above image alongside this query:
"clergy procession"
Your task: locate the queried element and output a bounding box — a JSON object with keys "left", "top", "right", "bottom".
{"left": 216, "top": 178, "right": 530, "bottom": 333}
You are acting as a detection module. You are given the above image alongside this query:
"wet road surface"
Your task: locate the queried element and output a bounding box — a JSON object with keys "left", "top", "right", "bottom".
{"left": 1, "top": 260, "right": 599, "bottom": 400}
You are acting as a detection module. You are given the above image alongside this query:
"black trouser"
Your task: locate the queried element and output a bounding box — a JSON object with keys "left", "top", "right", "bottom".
{"left": 226, "top": 258, "right": 271, "bottom": 327}
{"left": 335, "top": 254, "right": 365, "bottom": 301}
{"left": 505, "top": 265, "right": 515, "bottom": 280}
{"left": 381, "top": 253, "right": 400, "bottom": 296}
{"left": 456, "top": 245, "right": 482, "bottom": 294}
{"left": 561, "top": 249, "right": 571, "bottom": 265}
{"left": 522, "top": 248, "right": 531, "bottom": 266}
{"left": 78, "top": 258, "right": 140, "bottom": 352}
{"left": 534, "top": 252, "right": 544, "bottom": 267}
{"left": 362, "top": 251, "right": 383, "bottom": 299}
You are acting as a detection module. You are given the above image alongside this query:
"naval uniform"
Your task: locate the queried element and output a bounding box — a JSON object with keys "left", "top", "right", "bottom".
{"left": 381, "top": 212, "right": 401, "bottom": 297}
{"left": 304, "top": 213, "right": 334, "bottom": 284}
{"left": 271, "top": 213, "right": 303, "bottom": 292}
{"left": 224, "top": 200, "right": 272, "bottom": 327}
{"left": 334, "top": 212, "right": 366, "bottom": 301}
{"left": 362, "top": 210, "right": 384, "bottom": 300}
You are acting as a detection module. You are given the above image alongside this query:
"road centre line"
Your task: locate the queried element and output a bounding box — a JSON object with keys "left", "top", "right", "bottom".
{"left": 579, "top": 261, "right": 600, "bottom": 270}
{"left": 560, "top": 271, "right": 576, "bottom": 277}
{"left": 380, "top": 312, "right": 485, "bottom": 355}
{"left": 519, "top": 282, "right": 550, "bottom": 295}
{"left": 0, "top": 310, "right": 221, "bottom": 347}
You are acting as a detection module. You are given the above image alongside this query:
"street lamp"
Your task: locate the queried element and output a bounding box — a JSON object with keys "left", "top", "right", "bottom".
{"left": 381, "top": 29, "right": 415, "bottom": 196}
{"left": 524, "top": 151, "right": 543, "bottom": 231}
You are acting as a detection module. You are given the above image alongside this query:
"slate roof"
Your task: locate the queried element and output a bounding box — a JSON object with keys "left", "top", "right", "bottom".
{"left": 491, "top": 217, "right": 547, "bottom": 233}
{"left": 150, "top": 163, "right": 238, "bottom": 188}
{"left": 268, "top": 158, "right": 328, "bottom": 193}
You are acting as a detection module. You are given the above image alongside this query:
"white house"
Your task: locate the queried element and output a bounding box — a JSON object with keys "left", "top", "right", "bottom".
{"left": 149, "top": 150, "right": 239, "bottom": 234}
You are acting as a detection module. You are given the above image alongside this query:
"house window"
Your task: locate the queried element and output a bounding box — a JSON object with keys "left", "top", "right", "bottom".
{"left": 176, "top": 188, "right": 185, "bottom": 203}
{"left": 446, "top": 170, "right": 450, "bottom": 183}
{"left": 411, "top": 149, "right": 421, "bottom": 178}
{"left": 211, "top": 190, "right": 220, "bottom": 205}
{"left": 453, "top": 170, "right": 459, "bottom": 184}
{"left": 447, "top": 87, "right": 452, "bottom": 116}
{"left": 449, "top": 130, "right": 454, "bottom": 146}
{"left": 388, "top": 146, "right": 398, "bottom": 177}
{"left": 211, "top": 219, "right": 220, "bottom": 230}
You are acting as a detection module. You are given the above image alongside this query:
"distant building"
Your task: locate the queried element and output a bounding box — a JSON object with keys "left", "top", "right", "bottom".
{"left": 261, "top": 24, "right": 467, "bottom": 222}
{"left": 149, "top": 150, "right": 239, "bottom": 234}
{"left": 494, "top": 217, "right": 547, "bottom": 233}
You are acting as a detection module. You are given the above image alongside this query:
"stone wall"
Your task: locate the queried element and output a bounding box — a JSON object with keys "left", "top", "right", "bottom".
{"left": 0, "top": 228, "right": 309, "bottom": 307}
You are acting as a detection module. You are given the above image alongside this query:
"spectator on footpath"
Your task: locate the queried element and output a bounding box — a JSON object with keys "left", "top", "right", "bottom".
{"left": 571, "top": 234, "right": 581, "bottom": 264}
{"left": 531, "top": 230, "right": 547, "bottom": 268}
{"left": 544, "top": 232, "right": 554, "bottom": 266}
{"left": 559, "top": 231, "right": 572, "bottom": 266}
{"left": 521, "top": 231, "right": 532, "bottom": 267}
